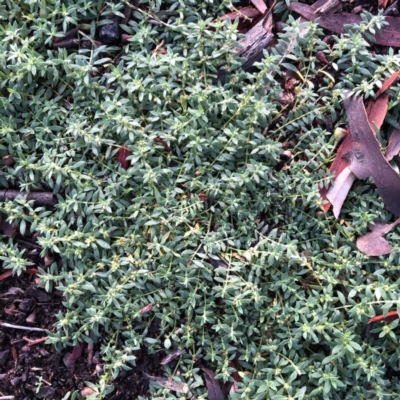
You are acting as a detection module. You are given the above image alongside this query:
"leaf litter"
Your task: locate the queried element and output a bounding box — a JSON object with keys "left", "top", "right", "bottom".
{"left": 356, "top": 218, "right": 400, "bottom": 256}
{"left": 322, "top": 70, "right": 400, "bottom": 217}
{"left": 342, "top": 90, "right": 400, "bottom": 217}
{"left": 386, "top": 126, "right": 400, "bottom": 161}
{"left": 324, "top": 86, "right": 400, "bottom": 256}
{"left": 290, "top": 2, "right": 400, "bottom": 47}
{"left": 200, "top": 367, "right": 225, "bottom": 400}
{"left": 3, "top": 0, "right": 400, "bottom": 397}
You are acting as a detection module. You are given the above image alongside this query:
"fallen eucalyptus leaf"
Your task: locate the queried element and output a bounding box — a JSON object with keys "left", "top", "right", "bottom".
{"left": 201, "top": 367, "right": 224, "bottom": 400}
{"left": 357, "top": 218, "right": 400, "bottom": 256}
{"left": 321, "top": 70, "right": 400, "bottom": 215}
{"left": 343, "top": 91, "right": 400, "bottom": 217}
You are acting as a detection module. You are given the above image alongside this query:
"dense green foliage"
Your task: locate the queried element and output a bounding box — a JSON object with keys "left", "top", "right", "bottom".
{"left": 1, "top": 0, "right": 400, "bottom": 398}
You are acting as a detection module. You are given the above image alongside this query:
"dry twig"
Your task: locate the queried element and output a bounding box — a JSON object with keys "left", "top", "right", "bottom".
{"left": 0, "top": 321, "right": 47, "bottom": 332}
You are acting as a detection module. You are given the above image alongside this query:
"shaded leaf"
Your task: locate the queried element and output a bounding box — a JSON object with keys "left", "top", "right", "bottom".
{"left": 160, "top": 349, "right": 186, "bottom": 365}
{"left": 386, "top": 127, "right": 400, "bottom": 161}
{"left": 357, "top": 218, "right": 400, "bottom": 256}
{"left": 343, "top": 91, "right": 400, "bottom": 217}
{"left": 144, "top": 372, "right": 189, "bottom": 394}
{"left": 201, "top": 367, "right": 225, "bottom": 400}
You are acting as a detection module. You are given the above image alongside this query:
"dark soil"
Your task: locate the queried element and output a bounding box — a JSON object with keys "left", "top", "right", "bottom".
{"left": 0, "top": 273, "right": 163, "bottom": 400}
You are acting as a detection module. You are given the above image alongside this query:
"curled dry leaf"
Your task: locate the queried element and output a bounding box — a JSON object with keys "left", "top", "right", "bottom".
{"left": 154, "top": 137, "right": 171, "bottom": 152}
{"left": 386, "top": 127, "right": 400, "bottom": 161}
{"left": 326, "top": 166, "right": 355, "bottom": 218}
{"left": 144, "top": 372, "right": 189, "bottom": 394}
{"left": 357, "top": 218, "right": 400, "bottom": 256}
{"left": 319, "top": 134, "right": 354, "bottom": 212}
{"left": 343, "top": 91, "right": 400, "bottom": 217}
{"left": 201, "top": 367, "right": 225, "bottom": 400}
{"left": 368, "top": 311, "right": 399, "bottom": 324}
{"left": 4, "top": 303, "right": 17, "bottom": 316}
{"left": 139, "top": 303, "right": 153, "bottom": 314}
{"left": 81, "top": 387, "right": 97, "bottom": 397}
{"left": 11, "top": 345, "right": 18, "bottom": 361}
{"left": 160, "top": 349, "right": 186, "bottom": 365}
{"left": 63, "top": 344, "right": 84, "bottom": 368}
{"left": 117, "top": 144, "right": 131, "bottom": 170}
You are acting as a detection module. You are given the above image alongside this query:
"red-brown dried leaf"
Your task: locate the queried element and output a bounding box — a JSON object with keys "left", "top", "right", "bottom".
{"left": 289, "top": 3, "right": 400, "bottom": 47}
{"left": 250, "top": 0, "right": 267, "bottom": 13}
{"left": 386, "top": 128, "right": 400, "bottom": 161}
{"left": 343, "top": 91, "right": 400, "bottom": 217}
{"left": 117, "top": 144, "right": 131, "bottom": 170}
{"left": 0, "top": 270, "right": 12, "bottom": 282}
{"left": 357, "top": 218, "right": 400, "bottom": 256}
{"left": 214, "top": 7, "right": 262, "bottom": 31}
{"left": 368, "top": 311, "right": 399, "bottom": 324}
{"left": 139, "top": 303, "right": 153, "bottom": 314}
{"left": 11, "top": 345, "right": 18, "bottom": 361}
{"left": 154, "top": 137, "right": 171, "bottom": 152}
{"left": 2, "top": 155, "right": 14, "bottom": 166}
{"left": 378, "top": 0, "right": 389, "bottom": 8}
{"left": 316, "top": 51, "right": 329, "bottom": 64}
{"left": 63, "top": 343, "right": 84, "bottom": 367}
{"left": 160, "top": 349, "right": 186, "bottom": 365}
{"left": 201, "top": 367, "right": 224, "bottom": 400}
{"left": 367, "top": 93, "right": 389, "bottom": 135}
{"left": 375, "top": 71, "right": 400, "bottom": 97}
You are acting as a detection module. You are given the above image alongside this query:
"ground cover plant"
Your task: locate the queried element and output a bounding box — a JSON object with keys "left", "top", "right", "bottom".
{"left": 1, "top": 0, "right": 400, "bottom": 399}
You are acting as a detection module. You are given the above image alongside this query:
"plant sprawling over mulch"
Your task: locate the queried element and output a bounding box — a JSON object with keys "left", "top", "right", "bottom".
{"left": 1, "top": 0, "right": 400, "bottom": 399}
